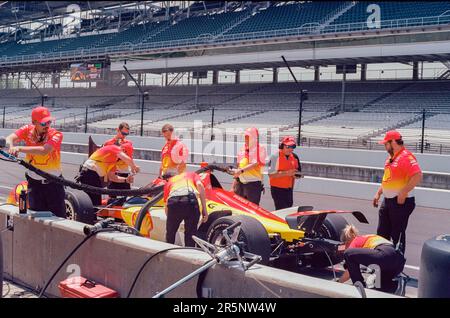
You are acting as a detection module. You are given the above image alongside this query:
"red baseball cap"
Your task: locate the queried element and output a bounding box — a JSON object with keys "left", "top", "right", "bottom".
{"left": 31, "top": 106, "right": 54, "bottom": 124}
{"left": 378, "top": 130, "right": 402, "bottom": 144}
{"left": 281, "top": 136, "right": 296, "bottom": 147}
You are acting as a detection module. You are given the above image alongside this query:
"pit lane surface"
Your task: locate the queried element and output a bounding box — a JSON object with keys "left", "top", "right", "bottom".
{"left": 1, "top": 161, "right": 449, "bottom": 297}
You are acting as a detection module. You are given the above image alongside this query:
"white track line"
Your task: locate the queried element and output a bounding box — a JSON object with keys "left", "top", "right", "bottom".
{"left": 0, "top": 185, "right": 12, "bottom": 190}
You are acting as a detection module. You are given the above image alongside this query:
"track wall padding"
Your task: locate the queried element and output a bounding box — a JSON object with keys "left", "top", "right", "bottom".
{"left": 0, "top": 205, "right": 395, "bottom": 298}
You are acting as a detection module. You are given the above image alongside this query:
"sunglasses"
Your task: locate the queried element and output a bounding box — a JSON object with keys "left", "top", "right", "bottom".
{"left": 162, "top": 129, "right": 172, "bottom": 133}
{"left": 39, "top": 120, "right": 52, "bottom": 127}
{"left": 120, "top": 130, "right": 129, "bottom": 136}
{"left": 286, "top": 145, "right": 296, "bottom": 149}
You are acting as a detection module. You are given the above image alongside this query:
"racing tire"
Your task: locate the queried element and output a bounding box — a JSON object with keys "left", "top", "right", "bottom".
{"left": 310, "top": 214, "right": 349, "bottom": 268}
{"left": 206, "top": 215, "right": 271, "bottom": 265}
{"left": 65, "top": 189, "right": 96, "bottom": 225}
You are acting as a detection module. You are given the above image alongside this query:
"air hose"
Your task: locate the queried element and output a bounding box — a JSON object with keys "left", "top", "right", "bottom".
{"left": 3, "top": 150, "right": 231, "bottom": 197}
{"left": 38, "top": 226, "right": 117, "bottom": 298}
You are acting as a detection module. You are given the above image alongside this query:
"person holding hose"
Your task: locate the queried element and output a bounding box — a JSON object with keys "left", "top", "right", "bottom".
{"left": 231, "top": 127, "right": 266, "bottom": 205}
{"left": 103, "top": 122, "right": 134, "bottom": 200}
{"left": 5, "top": 106, "right": 66, "bottom": 218}
{"left": 77, "top": 143, "right": 140, "bottom": 206}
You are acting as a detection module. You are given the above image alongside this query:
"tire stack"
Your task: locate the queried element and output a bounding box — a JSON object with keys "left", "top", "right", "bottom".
{"left": 418, "top": 234, "right": 450, "bottom": 298}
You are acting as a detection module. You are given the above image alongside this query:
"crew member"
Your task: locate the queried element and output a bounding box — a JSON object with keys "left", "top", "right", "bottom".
{"left": 159, "top": 124, "right": 188, "bottom": 178}
{"left": 231, "top": 127, "right": 266, "bottom": 205}
{"left": 5, "top": 106, "right": 66, "bottom": 218}
{"left": 77, "top": 144, "right": 140, "bottom": 206}
{"left": 163, "top": 171, "right": 208, "bottom": 247}
{"left": 373, "top": 130, "right": 422, "bottom": 254}
{"left": 338, "top": 225, "right": 406, "bottom": 293}
{"left": 267, "top": 136, "right": 302, "bottom": 210}
{"left": 103, "top": 122, "right": 134, "bottom": 197}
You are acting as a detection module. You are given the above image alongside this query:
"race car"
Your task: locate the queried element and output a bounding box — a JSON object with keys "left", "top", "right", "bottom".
{"left": 7, "top": 163, "right": 369, "bottom": 269}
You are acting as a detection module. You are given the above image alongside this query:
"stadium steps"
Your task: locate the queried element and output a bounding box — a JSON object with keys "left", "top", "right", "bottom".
{"left": 359, "top": 112, "right": 437, "bottom": 141}
{"left": 90, "top": 95, "right": 130, "bottom": 107}
{"left": 437, "top": 61, "right": 450, "bottom": 79}
{"left": 135, "top": 109, "right": 207, "bottom": 128}
{"left": 137, "top": 22, "right": 173, "bottom": 44}
{"left": 202, "top": 109, "right": 269, "bottom": 129}
{"left": 315, "top": 1, "right": 356, "bottom": 33}
{"left": 280, "top": 109, "right": 340, "bottom": 132}
{"left": 213, "top": 8, "right": 255, "bottom": 39}
{"left": 357, "top": 82, "right": 416, "bottom": 112}
{"left": 213, "top": 83, "right": 273, "bottom": 109}
{"left": 438, "top": 70, "right": 450, "bottom": 80}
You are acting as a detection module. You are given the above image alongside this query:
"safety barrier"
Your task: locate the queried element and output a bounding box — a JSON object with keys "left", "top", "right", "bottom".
{"left": 0, "top": 205, "right": 395, "bottom": 298}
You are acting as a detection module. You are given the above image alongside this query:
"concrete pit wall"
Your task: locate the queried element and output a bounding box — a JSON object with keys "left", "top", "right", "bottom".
{"left": 0, "top": 205, "right": 394, "bottom": 298}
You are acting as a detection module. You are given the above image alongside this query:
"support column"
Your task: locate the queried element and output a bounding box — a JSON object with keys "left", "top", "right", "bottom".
{"left": 413, "top": 61, "right": 419, "bottom": 80}
{"left": 165, "top": 72, "right": 169, "bottom": 87}
{"left": 235, "top": 70, "right": 240, "bottom": 84}
{"left": 5, "top": 74, "right": 9, "bottom": 89}
{"left": 314, "top": 66, "right": 320, "bottom": 81}
{"left": 272, "top": 67, "right": 278, "bottom": 83}
{"left": 212, "top": 70, "right": 219, "bottom": 85}
{"left": 361, "top": 63, "right": 367, "bottom": 81}
{"left": 341, "top": 65, "right": 346, "bottom": 112}
{"left": 138, "top": 73, "right": 142, "bottom": 87}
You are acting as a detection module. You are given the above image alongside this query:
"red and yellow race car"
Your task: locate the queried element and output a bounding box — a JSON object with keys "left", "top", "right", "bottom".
{"left": 8, "top": 164, "right": 368, "bottom": 268}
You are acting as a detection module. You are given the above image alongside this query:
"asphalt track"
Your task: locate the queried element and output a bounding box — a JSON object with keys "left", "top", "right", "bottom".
{"left": 1, "top": 160, "right": 449, "bottom": 296}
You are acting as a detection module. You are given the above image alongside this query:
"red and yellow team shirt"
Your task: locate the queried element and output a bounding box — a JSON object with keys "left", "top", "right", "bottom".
{"left": 83, "top": 145, "right": 122, "bottom": 178}
{"left": 349, "top": 235, "right": 393, "bottom": 249}
{"left": 103, "top": 138, "right": 133, "bottom": 173}
{"left": 238, "top": 156, "right": 263, "bottom": 183}
{"left": 163, "top": 172, "right": 202, "bottom": 211}
{"left": 14, "top": 125, "right": 63, "bottom": 177}
{"left": 161, "top": 138, "right": 188, "bottom": 175}
{"left": 381, "top": 147, "right": 422, "bottom": 198}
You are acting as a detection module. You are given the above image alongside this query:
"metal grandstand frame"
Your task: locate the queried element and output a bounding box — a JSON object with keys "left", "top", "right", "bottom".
{"left": 2, "top": 13, "right": 450, "bottom": 68}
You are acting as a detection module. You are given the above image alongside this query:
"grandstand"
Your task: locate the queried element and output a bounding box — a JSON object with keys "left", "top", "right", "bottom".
{"left": 1, "top": 1, "right": 450, "bottom": 154}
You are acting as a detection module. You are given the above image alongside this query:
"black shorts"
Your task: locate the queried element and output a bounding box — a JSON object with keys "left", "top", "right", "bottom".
{"left": 26, "top": 174, "right": 66, "bottom": 218}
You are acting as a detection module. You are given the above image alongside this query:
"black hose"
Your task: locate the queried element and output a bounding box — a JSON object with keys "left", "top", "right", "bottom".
{"left": 126, "top": 247, "right": 203, "bottom": 298}
{"left": 133, "top": 191, "right": 164, "bottom": 232}
{"left": 38, "top": 227, "right": 116, "bottom": 298}
{"left": 19, "top": 159, "right": 164, "bottom": 196}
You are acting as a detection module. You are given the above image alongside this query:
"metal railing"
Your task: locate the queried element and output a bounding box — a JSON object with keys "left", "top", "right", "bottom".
{"left": 2, "top": 14, "right": 450, "bottom": 66}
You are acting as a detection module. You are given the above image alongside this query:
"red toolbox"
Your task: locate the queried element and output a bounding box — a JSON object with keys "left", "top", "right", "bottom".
{"left": 58, "top": 276, "right": 119, "bottom": 298}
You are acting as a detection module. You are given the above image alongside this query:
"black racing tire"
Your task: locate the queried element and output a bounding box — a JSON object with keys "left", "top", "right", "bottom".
{"left": 206, "top": 215, "right": 271, "bottom": 265}
{"left": 310, "top": 214, "right": 349, "bottom": 268}
{"left": 65, "top": 189, "right": 96, "bottom": 225}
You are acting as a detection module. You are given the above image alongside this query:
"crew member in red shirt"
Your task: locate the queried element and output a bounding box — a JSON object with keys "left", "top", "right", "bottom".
{"left": 5, "top": 106, "right": 66, "bottom": 218}
{"left": 338, "top": 225, "right": 405, "bottom": 293}
{"left": 78, "top": 144, "right": 139, "bottom": 206}
{"left": 163, "top": 171, "right": 208, "bottom": 247}
{"left": 103, "top": 122, "right": 134, "bottom": 195}
{"left": 159, "top": 124, "right": 188, "bottom": 178}
{"left": 372, "top": 130, "right": 422, "bottom": 254}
